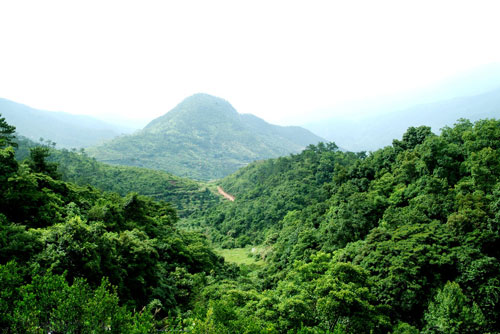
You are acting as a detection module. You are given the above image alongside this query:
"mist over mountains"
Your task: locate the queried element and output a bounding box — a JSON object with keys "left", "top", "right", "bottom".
{"left": 0, "top": 98, "right": 133, "bottom": 148}
{"left": 305, "top": 63, "right": 500, "bottom": 151}
{"left": 307, "top": 87, "right": 500, "bottom": 152}
{"left": 3, "top": 63, "right": 500, "bottom": 174}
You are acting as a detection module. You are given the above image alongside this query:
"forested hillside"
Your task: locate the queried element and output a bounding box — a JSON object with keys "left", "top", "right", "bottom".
{"left": 14, "top": 137, "right": 219, "bottom": 217}
{"left": 88, "top": 93, "right": 324, "bottom": 180}
{"left": 0, "top": 114, "right": 225, "bottom": 331}
{"left": 186, "top": 118, "right": 500, "bottom": 333}
{"left": 2, "top": 112, "right": 500, "bottom": 333}
{"left": 196, "top": 141, "right": 346, "bottom": 247}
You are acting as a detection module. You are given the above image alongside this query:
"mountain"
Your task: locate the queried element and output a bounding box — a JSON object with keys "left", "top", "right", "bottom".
{"left": 88, "top": 93, "right": 325, "bottom": 180}
{"left": 0, "top": 98, "right": 132, "bottom": 148}
{"left": 306, "top": 87, "right": 500, "bottom": 152}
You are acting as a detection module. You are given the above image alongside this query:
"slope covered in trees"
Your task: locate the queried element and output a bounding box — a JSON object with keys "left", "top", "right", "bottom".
{"left": 88, "top": 93, "right": 324, "bottom": 180}
{"left": 196, "top": 141, "right": 347, "bottom": 247}
{"left": 14, "top": 137, "right": 220, "bottom": 218}
{"left": 185, "top": 118, "right": 500, "bottom": 333}
{"left": 0, "top": 117, "right": 226, "bottom": 331}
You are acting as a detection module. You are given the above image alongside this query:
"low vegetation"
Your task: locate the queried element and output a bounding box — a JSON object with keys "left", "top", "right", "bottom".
{"left": 216, "top": 247, "right": 266, "bottom": 266}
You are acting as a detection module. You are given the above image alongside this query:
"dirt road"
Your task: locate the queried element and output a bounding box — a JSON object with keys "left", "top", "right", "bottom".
{"left": 217, "top": 186, "right": 235, "bottom": 201}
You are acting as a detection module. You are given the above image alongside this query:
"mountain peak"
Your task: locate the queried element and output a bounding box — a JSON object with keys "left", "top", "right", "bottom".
{"left": 144, "top": 93, "right": 238, "bottom": 132}
{"left": 176, "top": 93, "right": 234, "bottom": 110}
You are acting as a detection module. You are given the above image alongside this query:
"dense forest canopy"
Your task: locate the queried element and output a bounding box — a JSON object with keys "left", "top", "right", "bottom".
{"left": 182, "top": 118, "right": 500, "bottom": 333}
{"left": 1, "top": 115, "right": 225, "bottom": 331}
{"left": 1, "top": 114, "right": 500, "bottom": 333}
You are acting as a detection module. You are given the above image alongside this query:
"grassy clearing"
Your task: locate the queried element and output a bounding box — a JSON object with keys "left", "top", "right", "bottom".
{"left": 216, "top": 247, "right": 265, "bottom": 266}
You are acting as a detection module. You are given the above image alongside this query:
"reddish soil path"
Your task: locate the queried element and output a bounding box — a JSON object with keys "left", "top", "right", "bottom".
{"left": 217, "top": 186, "right": 235, "bottom": 201}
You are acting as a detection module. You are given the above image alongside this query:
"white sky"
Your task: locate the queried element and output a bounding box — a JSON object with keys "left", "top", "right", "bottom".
{"left": 1, "top": 0, "right": 500, "bottom": 127}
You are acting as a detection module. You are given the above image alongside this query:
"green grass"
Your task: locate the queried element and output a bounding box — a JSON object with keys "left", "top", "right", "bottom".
{"left": 216, "top": 247, "right": 265, "bottom": 266}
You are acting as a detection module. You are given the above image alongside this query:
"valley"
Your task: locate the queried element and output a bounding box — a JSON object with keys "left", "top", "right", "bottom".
{"left": 2, "top": 109, "right": 500, "bottom": 332}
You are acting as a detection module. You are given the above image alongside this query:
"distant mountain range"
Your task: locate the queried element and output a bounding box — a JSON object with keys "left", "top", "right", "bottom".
{"left": 0, "top": 98, "right": 133, "bottom": 148}
{"left": 88, "top": 93, "right": 324, "bottom": 180}
{"left": 5, "top": 63, "right": 500, "bottom": 166}
{"left": 305, "top": 63, "right": 500, "bottom": 151}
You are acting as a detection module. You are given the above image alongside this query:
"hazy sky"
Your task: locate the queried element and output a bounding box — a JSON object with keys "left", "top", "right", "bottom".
{"left": 1, "top": 0, "right": 500, "bottom": 127}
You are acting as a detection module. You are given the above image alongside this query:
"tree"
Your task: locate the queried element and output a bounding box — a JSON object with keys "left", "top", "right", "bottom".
{"left": 314, "top": 262, "right": 385, "bottom": 333}
{"left": 27, "top": 146, "right": 60, "bottom": 179}
{"left": 12, "top": 272, "right": 135, "bottom": 333}
{"left": 393, "top": 126, "right": 434, "bottom": 152}
{"left": 0, "top": 261, "right": 23, "bottom": 329}
{"left": 423, "top": 281, "right": 486, "bottom": 334}
{"left": 0, "top": 114, "right": 17, "bottom": 148}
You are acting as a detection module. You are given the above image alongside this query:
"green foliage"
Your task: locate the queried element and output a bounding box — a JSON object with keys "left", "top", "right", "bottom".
{"left": 392, "top": 322, "right": 420, "bottom": 334}
{"left": 12, "top": 273, "right": 127, "bottom": 333}
{"left": 314, "top": 263, "right": 380, "bottom": 333}
{"left": 423, "top": 281, "right": 486, "bottom": 333}
{"left": 191, "top": 119, "right": 500, "bottom": 333}
{"left": 196, "top": 142, "right": 343, "bottom": 247}
{"left": 393, "top": 126, "right": 434, "bottom": 152}
{"left": 0, "top": 261, "right": 23, "bottom": 329}
{"left": 0, "top": 113, "right": 17, "bottom": 148}
{"left": 6, "top": 269, "right": 161, "bottom": 334}
{"left": 53, "top": 146, "right": 219, "bottom": 217}
{"left": 0, "top": 125, "right": 225, "bottom": 331}
{"left": 3, "top": 116, "right": 500, "bottom": 333}
{"left": 27, "top": 146, "right": 60, "bottom": 179}
{"left": 14, "top": 137, "right": 220, "bottom": 217}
